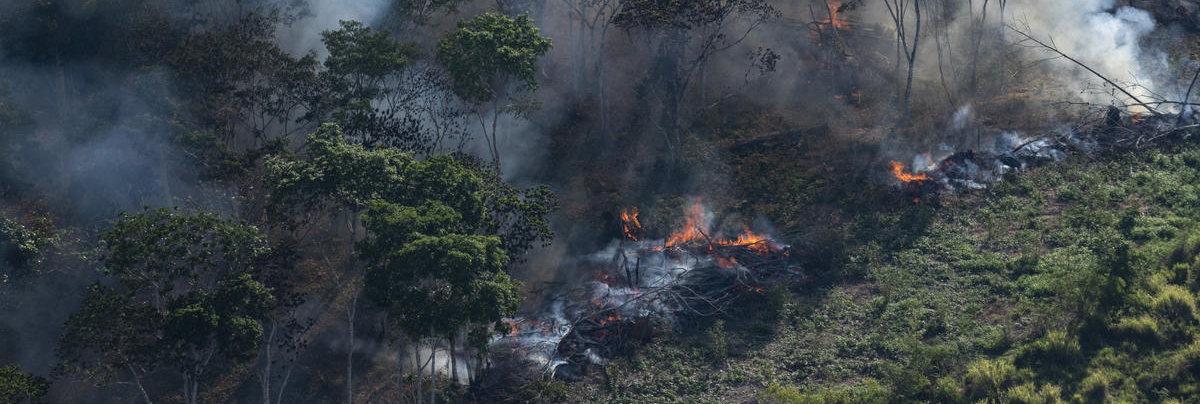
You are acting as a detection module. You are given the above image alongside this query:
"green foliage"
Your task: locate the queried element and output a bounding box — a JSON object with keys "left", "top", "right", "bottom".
{"left": 98, "top": 207, "right": 266, "bottom": 292}
{"left": 758, "top": 380, "right": 891, "bottom": 404}
{"left": 436, "top": 13, "right": 551, "bottom": 104}
{"left": 566, "top": 144, "right": 1200, "bottom": 403}
{"left": 964, "top": 357, "right": 1017, "bottom": 399}
{"left": 0, "top": 216, "right": 46, "bottom": 283}
{"left": 171, "top": 13, "right": 319, "bottom": 143}
{"left": 58, "top": 208, "right": 273, "bottom": 401}
{"left": 515, "top": 380, "right": 569, "bottom": 403}
{"left": 322, "top": 20, "right": 415, "bottom": 82}
{"left": 268, "top": 124, "right": 556, "bottom": 260}
{"left": 0, "top": 365, "right": 49, "bottom": 404}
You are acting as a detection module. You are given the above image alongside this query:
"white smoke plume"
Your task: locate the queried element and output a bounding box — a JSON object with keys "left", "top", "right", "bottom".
{"left": 1007, "top": 0, "right": 1168, "bottom": 108}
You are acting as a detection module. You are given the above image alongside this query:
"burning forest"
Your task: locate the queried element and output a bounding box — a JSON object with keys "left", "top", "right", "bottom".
{"left": 6, "top": 0, "right": 1200, "bottom": 403}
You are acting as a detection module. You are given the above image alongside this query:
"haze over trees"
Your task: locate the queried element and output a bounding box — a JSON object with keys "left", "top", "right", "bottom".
{"left": 2, "top": 0, "right": 1200, "bottom": 403}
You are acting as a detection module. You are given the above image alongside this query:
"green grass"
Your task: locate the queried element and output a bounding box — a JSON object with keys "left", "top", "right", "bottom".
{"left": 562, "top": 144, "right": 1200, "bottom": 403}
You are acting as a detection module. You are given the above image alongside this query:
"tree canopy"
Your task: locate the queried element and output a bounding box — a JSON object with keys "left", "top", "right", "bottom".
{"left": 436, "top": 13, "right": 551, "bottom": 104}
{"left": 57, "top": 208, "right": 273, "bottom": 404}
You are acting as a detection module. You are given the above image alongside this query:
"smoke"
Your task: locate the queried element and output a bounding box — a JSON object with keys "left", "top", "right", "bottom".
{"left": 274, "top": 0, "right": 393, "bottom": 56}
{"left": 1007, "top": 0, "right": 1168, "bottom": 107}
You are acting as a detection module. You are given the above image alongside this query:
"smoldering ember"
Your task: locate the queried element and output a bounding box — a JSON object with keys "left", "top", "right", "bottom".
{"left": 8, "top": 1, "right": 1200, "bottom": 403}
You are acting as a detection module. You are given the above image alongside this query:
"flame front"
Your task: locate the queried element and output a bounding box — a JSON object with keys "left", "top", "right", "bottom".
{"left": 664, "top": 200, "right": 708, "bottom": 248}
{"left": 890, "top": 161, "right": 930, "bottom": 183}
{"left": 658, "top": 199, "right": 782, "bottom": 254}
{"left": 823, "top": 1, "right": 850, "bottom": 30}
{"left": 620, "top": 207, "right": 641, "bottom": 240}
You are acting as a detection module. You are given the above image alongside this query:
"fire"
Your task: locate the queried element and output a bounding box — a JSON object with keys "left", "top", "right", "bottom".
{"left": 822, "top": 1, "right": 850, "bottom": 30}
{"left": 664, "top": 199, "right": 708, "bottom": 248}
{"left": 657, "top": 199, "right": 782, "bottom": 254}
{"left": 715, "top": 228, "right": 780, "bottom": 254}
{"left": 889, "top": 161, "right": 930, "bottom": 183}
{"left": 620, "top": 207, "right": 641, "bottom": 240}
{"left": 595, "top": 313, "right": 622, "bottom": 326}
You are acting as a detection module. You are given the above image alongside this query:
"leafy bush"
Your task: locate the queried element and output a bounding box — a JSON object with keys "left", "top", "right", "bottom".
{"left": 963, "top": 357, "right": 1017, "bottom": 399}
{"left": 1006, "top": 382, "right": 1063, "bottom": 404}
{"left": 1015, "top": 331, "right": 1081, "bottom": 372}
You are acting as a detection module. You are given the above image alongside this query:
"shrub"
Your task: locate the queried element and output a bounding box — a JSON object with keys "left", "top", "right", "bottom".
{"left": 1074, "top": 368, "right": 1128, "bottom": 403}
{"left": 963, "top": 357, "right": 1016, "bottom": 399}
{"left": 1014, "top": 331, "right": 1080, "bottom": 372}
{"left": 704, "top": 319, "right": 729, "bottom": 363}
{"left": 1109, "top": 315, "right": 1162, "bottom": 347}
{"left": 1152, "top": 285, "right": 1199, "bottom": 343}
{"left": 1006, "top": 382, "right": 1063, "bottom": 404}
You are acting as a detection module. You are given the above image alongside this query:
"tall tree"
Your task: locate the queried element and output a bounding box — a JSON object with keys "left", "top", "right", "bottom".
{"left": 437, "top": 12, "right": 552, "bottom": 167}
{"left": 611, "top": 0, "right": 779, "bottom": 164}
{"left": 882, "top": 0, "right": 922, "bottom": 126}
{"left": 312, "top": 20, "right": 469, "bottom": 154}
{"left": 56, "top": 208, "right": 274, "bottom": 404}
{"left": 267, "top": 124, "right": 555, "bottom": 402}
{"left": 171, "top": 12, "right": 321, "bottom": 147}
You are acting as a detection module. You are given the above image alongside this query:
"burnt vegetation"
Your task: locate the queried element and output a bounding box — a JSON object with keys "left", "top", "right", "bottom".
{"left": 4, "top": 0, "right": 1200, "bottom": 403}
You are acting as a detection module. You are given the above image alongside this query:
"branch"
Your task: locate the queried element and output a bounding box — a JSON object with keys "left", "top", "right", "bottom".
{"left": 1007, "top": 24, "right": 1162, "bottom": 117}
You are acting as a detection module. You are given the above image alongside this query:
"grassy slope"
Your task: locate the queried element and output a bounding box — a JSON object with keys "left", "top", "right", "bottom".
{"left": 549, "top": 142, "right": 1200, "bottom": 404}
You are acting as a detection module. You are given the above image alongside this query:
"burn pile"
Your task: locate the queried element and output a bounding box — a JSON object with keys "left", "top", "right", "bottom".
{"left": 884, "top": 113, "right": 1200, "bottom": 192}
{"left": 489, "top": 200, "right": 800, "bottom": 379}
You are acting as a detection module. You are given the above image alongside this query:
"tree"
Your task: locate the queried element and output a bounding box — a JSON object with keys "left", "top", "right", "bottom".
{"left": 0, "top": 365, "right": 49, "bottom": 404}
{"left": 881, "top": 0, "right": 922, "bottom": 127}
{"left": 436, "top": 12, "right": 552, "bottom": 167}
{"left": 267, "top": 125, "right": 555, "bottom": 402}
{"left": 560, "top": 0, "right": 619, "bottom": 132}
{"left": 171, "top": 12, "right": 321, "bottom": 147}
{"left": 355, "top": 156, "right": 528, "bottom": 402}
{"left": 385, "top": 0, "right": 470, "bottom": 31}
{"left": 611, "top": 0, "right": 779, "bottom": 164}
{"left": 311, "top": 20, "right": 470, "bottom": 154}
{"left": 57, "top": 208, "right": 273, "bottom": 404}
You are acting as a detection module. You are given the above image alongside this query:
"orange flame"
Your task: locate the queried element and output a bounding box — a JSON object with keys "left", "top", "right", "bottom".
{"left": 657, "top": 199, "right": 782, "bottom": 254}
{"left": 596, "top": 313, "right": 623, "bottom": 326}
{"left": 620, "top": 207, "right": 642, "bottom": 240}
{"left": 822, "top": 1, "right": 850, "bottom": 30}
{"left": 664, "top": 199, "right": 708, "bottom": 248}
{"left": 889, "top": 161, "right": 930, "bottom": 183}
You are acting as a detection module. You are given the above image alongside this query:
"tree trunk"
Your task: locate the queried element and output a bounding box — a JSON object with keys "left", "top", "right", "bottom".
{"left": 902, "top": 0, "right": 921, "bottom": 124}
{"left": 450, "top": 334, "right": 459, "bottom": 385}
{"left": 261, "top": 321, "right": 276, "bottom": 404}
{"left": 415, "top": 344, "right": 424, "bottom": 404}
{"left": 429, "top": 334, "right": 437, "bottom": 404}
{"left": 346, "top": 291, "right": 358, "bottom": 404}
{"left": 398, "top": 340, "right": 405, "bottom": 404}
{"left": 130, "top": 365, "right": 153, "bottom": 404}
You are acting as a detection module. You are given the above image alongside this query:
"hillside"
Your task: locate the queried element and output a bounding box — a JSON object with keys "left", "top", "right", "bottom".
{"left": 3, "top": 0, "right": 1200, "bottom": 403}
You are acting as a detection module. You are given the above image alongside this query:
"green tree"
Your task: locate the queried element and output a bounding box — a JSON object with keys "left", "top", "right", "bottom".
{"left": 385, "top": 0, "right": 470, "bottom": 30}
{"left": 57, "top": 208, "right": 273, "bottom": 404}
{"left": 312, "top": 20, "right": 448, "bottom": 152}
{"left": 171, "top": 12, "right": 321, "bottom": 146}
{"left": 0, "top": 365, "right": 49, "bottom": 404}
{"left": 436, "top": 12, "right": 551, "bottom": 166}
{"left": 267, "top": 124, "right": 554, "bottom": 402}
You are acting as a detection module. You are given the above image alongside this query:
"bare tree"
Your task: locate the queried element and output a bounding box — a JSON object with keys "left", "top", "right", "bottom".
{"left": 612, "top": 0, "right": 780, "bottom": 163}
{"left": 561, "top": 0, "right": 619, "bottom": 133}
{"left": 882, "top": 0, "right": 922, "bottom": 125}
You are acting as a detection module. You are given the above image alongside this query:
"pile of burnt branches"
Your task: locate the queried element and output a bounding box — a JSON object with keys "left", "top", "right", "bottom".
{"left": 548, "top": 240, "right": 800, "bottom": 378}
